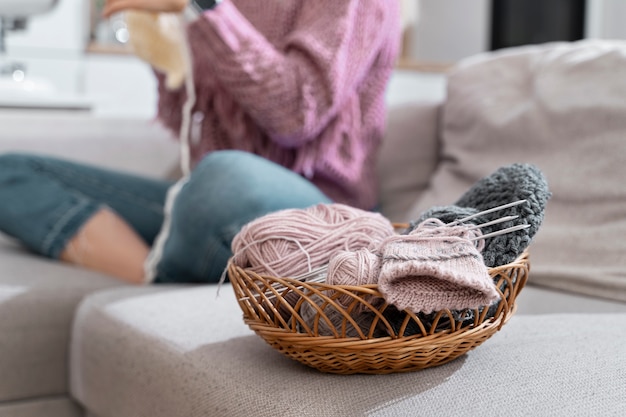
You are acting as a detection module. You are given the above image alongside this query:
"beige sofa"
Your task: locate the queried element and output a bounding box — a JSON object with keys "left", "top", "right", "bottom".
{"left": 2, "top": 40, "right": 626, "bottom": 417}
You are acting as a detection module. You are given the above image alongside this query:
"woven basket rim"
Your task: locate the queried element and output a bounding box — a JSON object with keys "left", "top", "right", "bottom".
{"left": 227, "top": 250, "right": 529, "bottom": 374}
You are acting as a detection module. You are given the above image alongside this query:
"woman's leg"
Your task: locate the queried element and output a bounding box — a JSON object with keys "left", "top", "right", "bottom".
{"left": 0, "top": 153, "right": 172, "bottom": 283}
{"left": 148, "top": 150, "right": 332, "bottom": 283}
{"left": 59, "top": 208, "right": 151, "bottom": 283}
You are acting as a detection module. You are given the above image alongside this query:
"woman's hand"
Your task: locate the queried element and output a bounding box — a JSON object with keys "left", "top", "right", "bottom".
{"left": 102, "top": 0, "right": 189, "bottom": 18}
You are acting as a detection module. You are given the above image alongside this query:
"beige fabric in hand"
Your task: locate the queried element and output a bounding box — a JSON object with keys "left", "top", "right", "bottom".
{"left": 125, "top": 11, "right": 188, "bottom": 90}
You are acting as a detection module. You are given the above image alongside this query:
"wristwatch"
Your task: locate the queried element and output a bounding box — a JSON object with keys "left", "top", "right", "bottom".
{"left": 190, "top": 0, "right": 223, "bottom": 13}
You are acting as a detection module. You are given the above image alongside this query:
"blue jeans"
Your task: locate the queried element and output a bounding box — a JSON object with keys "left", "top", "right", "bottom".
{"left": 0, "top": 150, "right": 331, "bottom": 283}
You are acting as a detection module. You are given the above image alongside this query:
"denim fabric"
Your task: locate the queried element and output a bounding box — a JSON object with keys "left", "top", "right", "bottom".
{"left": 0, "top": 151, "right": 331, "bottom": 283}
{"left": 0, "top": 153, "right": 170, "bottom": 259}
{"left": 150, "top": 150, "right": 332, "bottom": 283}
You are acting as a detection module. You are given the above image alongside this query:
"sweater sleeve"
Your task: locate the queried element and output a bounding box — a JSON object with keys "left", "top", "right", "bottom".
{"left": 187, "top": 0, "right": 400, "bottom": 148}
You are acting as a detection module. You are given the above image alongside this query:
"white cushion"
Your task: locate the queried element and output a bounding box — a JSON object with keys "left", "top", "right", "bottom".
{"left": 407, "top": 39, "right": 626, "bottom": 302}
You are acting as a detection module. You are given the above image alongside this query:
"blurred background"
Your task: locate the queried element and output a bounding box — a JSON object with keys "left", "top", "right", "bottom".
{"left": 1, "top": 0, "right": 625, "bottom": 119}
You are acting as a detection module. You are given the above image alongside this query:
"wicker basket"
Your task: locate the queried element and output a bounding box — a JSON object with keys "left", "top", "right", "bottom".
{"left": 228, "top": 250, "right": 529, "bottom": 375}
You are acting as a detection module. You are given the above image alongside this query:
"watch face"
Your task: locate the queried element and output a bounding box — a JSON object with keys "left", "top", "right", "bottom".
{"left": 193, "top": 0, "right": 219, "bottom": 11}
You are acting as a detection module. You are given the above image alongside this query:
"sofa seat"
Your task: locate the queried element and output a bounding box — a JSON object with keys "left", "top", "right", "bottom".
{"left": 0, "top": 235, "right": 119, "bottom": 413}
{"left": 0, "top": 398, "right": 82, "bottom": 417}
{"left": 69, "top": 282, "right": 626, "bottom": 417}
{"left": 69, "top": 285, "right": 252, "bottom": 417}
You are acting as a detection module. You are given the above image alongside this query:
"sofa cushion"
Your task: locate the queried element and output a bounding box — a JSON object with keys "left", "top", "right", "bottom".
{"left": 0, "top": 112, "right": 180, "bottom": 179}
{"left": 0, "top": 397, "right": 83, "bottom": 417}
{"left": 0, "top": 234, "right": 120, "bottom": 403}
{"left": 70, "top": 283, "right": 626, "bottom": 417}
{"left": 69, "top": 285, "right": 253, "bottom": 417}
{"left": 406, "top": 39, "right": 626, "bottom": 302}
{"left": 517, "top": 286, "right": 626, "bottom": 315}
{"left": 377, "top": 101, "right": 441, "bottom": 222}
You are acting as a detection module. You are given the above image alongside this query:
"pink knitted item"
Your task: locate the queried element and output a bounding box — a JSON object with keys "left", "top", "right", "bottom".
{"left": 156, "top": 0, "right": 402, "bottom": 210}
{"left": 378, "top": 221, "right": 499, "bottom": 314}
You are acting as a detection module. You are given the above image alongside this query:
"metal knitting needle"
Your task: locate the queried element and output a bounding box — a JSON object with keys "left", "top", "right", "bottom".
{"left": 238, "top": 275, "right": 327, "bottom": 302}
{"left": 470, "top": 223, "right": 530, "bottom": 241}
{"left": 447, "top": 199, "right": 528, "bottom": 226}
{"left": 463, "top": 215, "right": 519, "bottom": 231}
{"left": 238, "top": 266, "right": 328, "bottom": 302}
{"left": 292, "top": 265, "right": 329, "bottom": 281}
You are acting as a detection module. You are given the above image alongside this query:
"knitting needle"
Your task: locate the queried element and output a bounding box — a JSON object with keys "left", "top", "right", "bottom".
{"left": 447, "top": 199, "right": 528, "bottom": 226}
{"left": 238, "top": 275, "right": 327, "bottom": 302}
{"left": 292, "top": 265, "right": 329, "bottom": 281}
{"left": 470, "top": 224, "right": 530, "bottom": 241}
{"left": 463, "top": 215, "right": 519, "bottom": 231}
{"left": 238, "top": 266, "right": 328, "bottom": 302}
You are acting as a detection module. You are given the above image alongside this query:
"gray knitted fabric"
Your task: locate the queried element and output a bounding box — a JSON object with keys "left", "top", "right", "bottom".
{"left": 408, "top": 163, "right": 551, "bottom": 267}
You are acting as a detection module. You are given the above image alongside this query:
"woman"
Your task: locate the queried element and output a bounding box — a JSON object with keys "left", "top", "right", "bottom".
{"left": 0, "top": 0, "right": 401, "bottom": 284}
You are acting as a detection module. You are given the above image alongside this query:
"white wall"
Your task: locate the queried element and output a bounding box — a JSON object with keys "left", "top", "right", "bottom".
{"left": 586, "top": 0, "right": 626, "bottom": 39}
{"left": 84, "top": 54, "right": 157, "bottom": 119}
{"left": 2, "top": 0, "right": 90, "bottom": 101}
{"left": 5, "top": 0, "right": 89, "bottom": 55}
{"left": 409, "top": 0, "right": 491, "bottom": 63}
{"left": 408, "top": 0, "right": 626, "bottom": 64}
{"left": 1, "top": 0, "right": 157, "bottom": 117}
{"left": 386, "top": 70, "right": 446, "bottom": 107}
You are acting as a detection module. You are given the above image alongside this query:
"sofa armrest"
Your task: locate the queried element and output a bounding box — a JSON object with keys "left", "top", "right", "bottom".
{"left": 377, "top": 101, "right": 442, "bottom": 222}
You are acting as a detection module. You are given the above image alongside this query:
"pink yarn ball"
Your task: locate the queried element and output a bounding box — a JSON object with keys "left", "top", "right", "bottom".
{"left": 326, "top": 248, "right": 382, "bottom": 308}
{"left": 327, "top": 249, "right": 381, "bottom": 286}
{"left": 231, "top": 203, "right": 394, "bottom": 277}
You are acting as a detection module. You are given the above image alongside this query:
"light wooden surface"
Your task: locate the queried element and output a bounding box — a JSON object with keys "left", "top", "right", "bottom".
{"left": 396, "top": 58, "right": 454, "bottom": 74}
{"left": 85, "top": 41, "right": 454, "bottom": 73}
{"left": 86, "top": 42, "right": 133, "bottom": 55}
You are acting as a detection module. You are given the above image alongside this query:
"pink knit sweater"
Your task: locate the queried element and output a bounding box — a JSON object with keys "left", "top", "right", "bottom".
{"left": 157, "top": 0, "right": 401, "bottom": 209}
